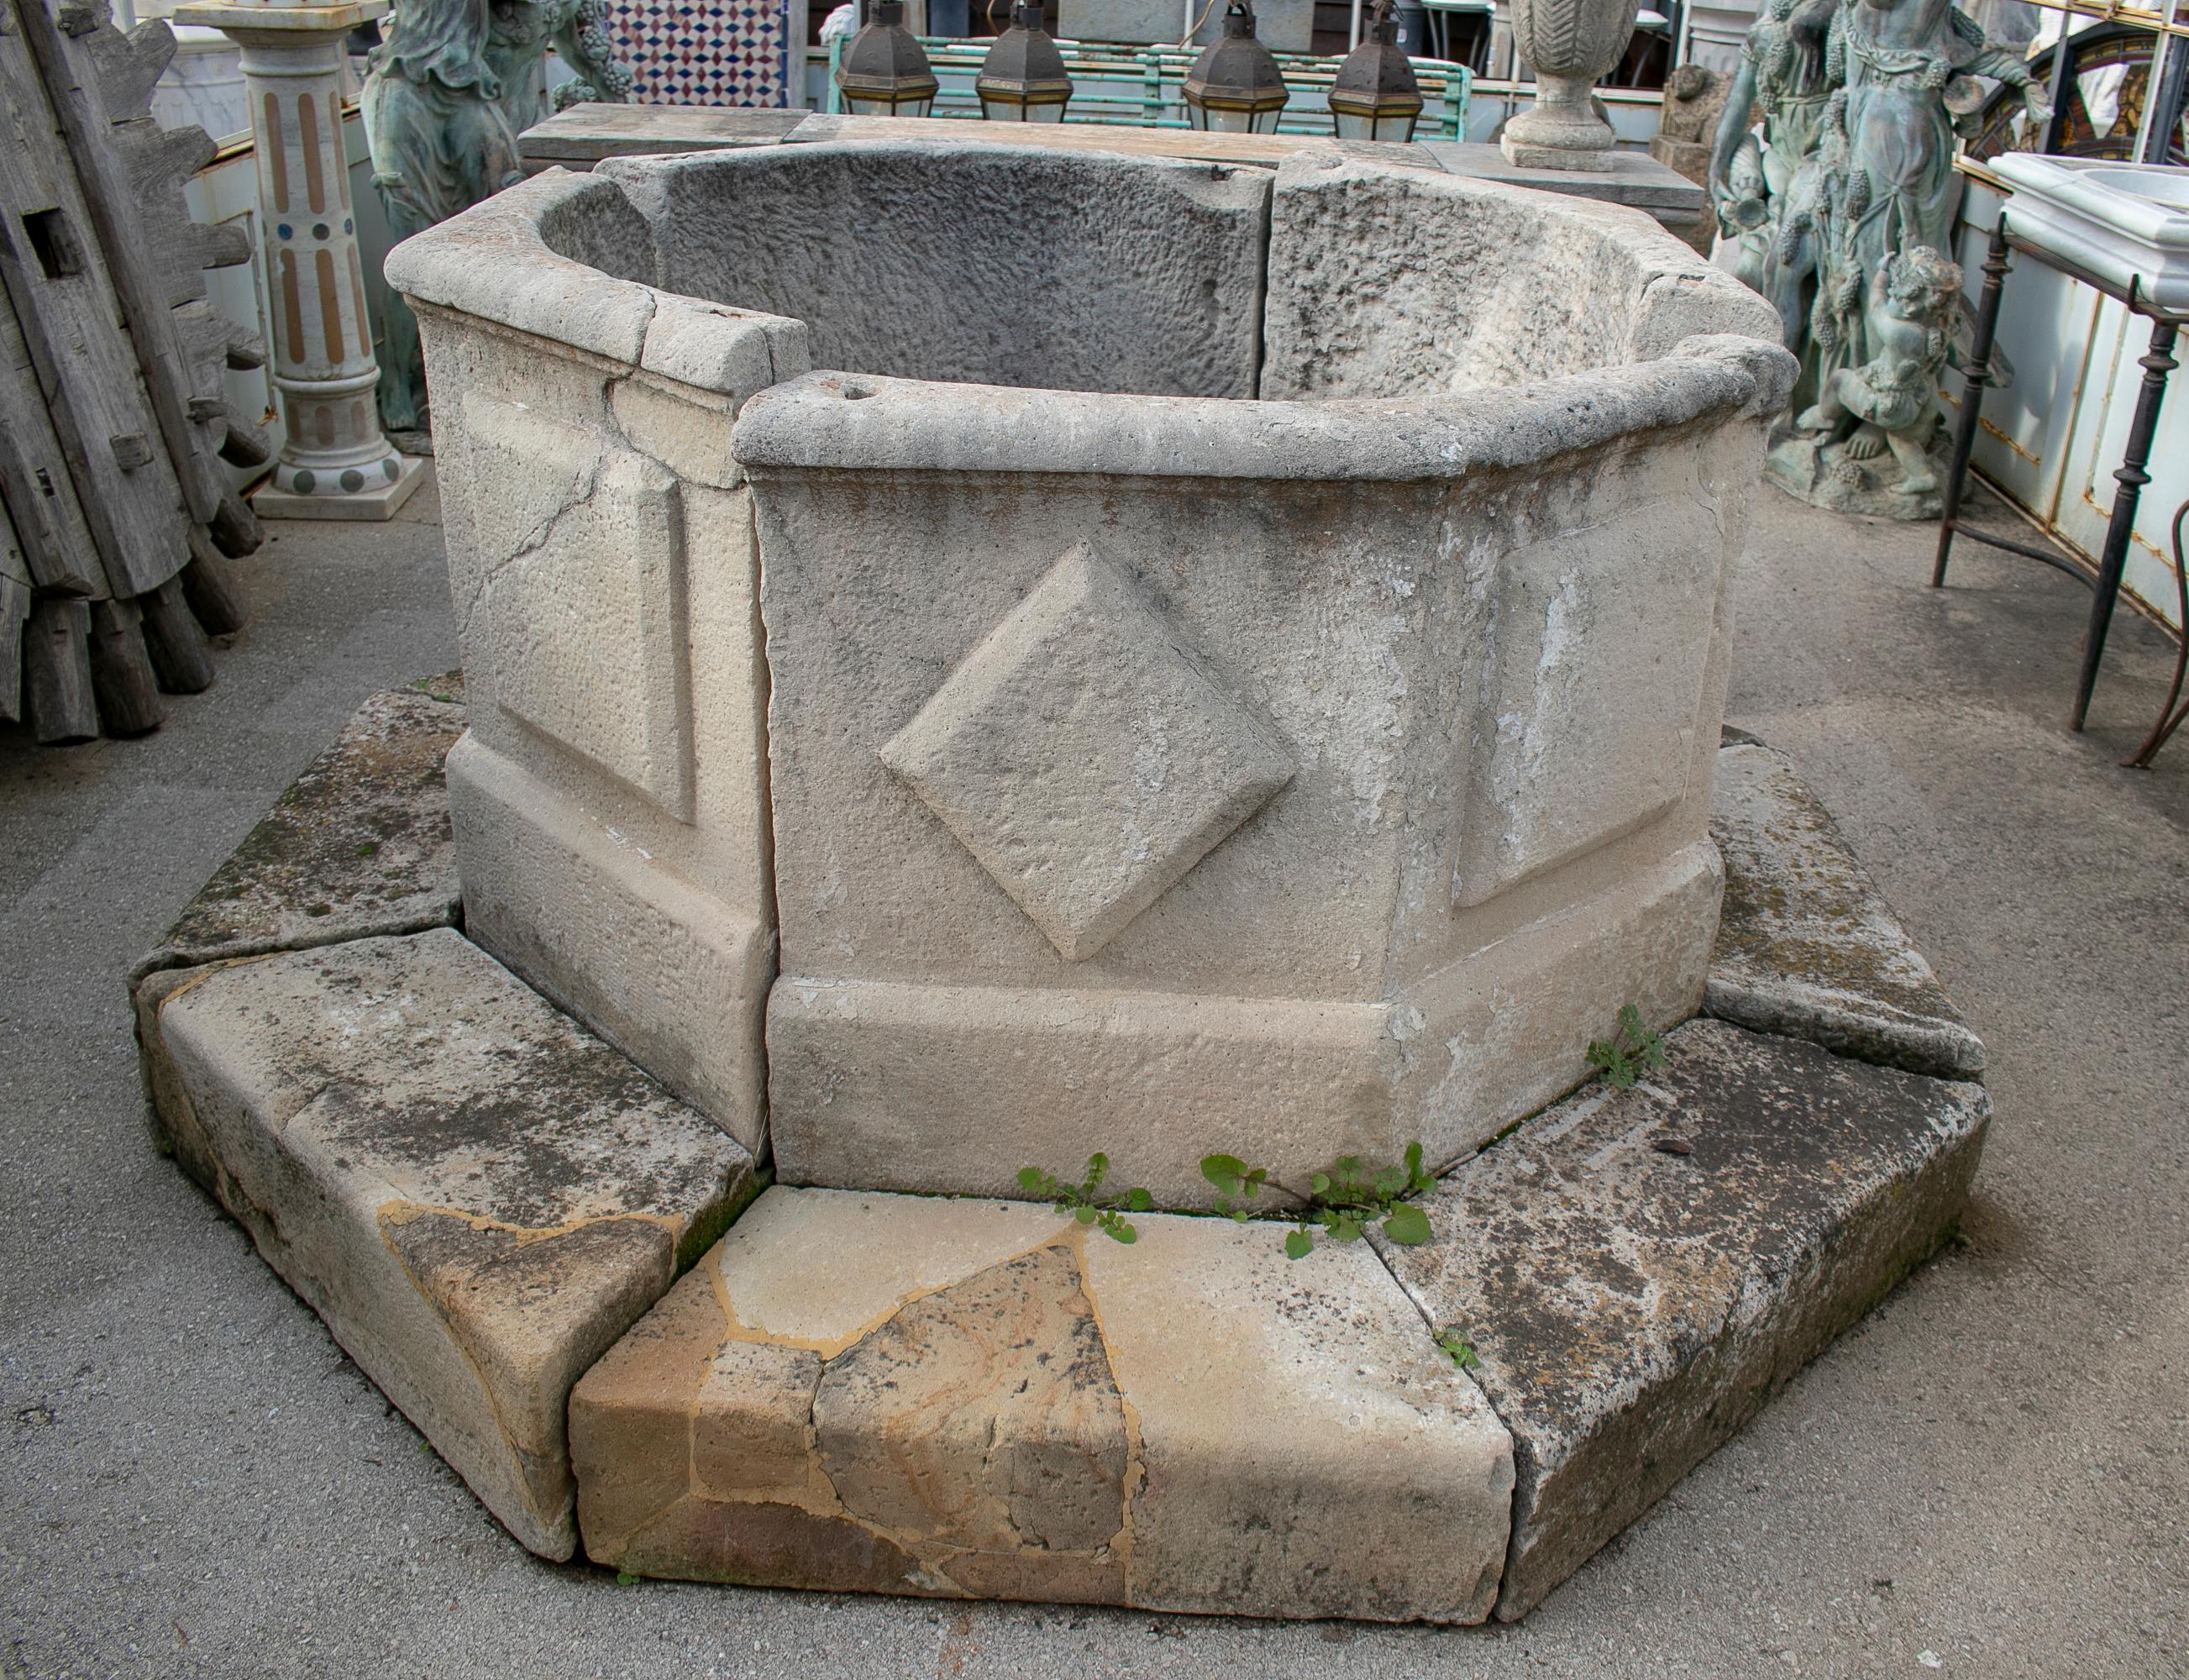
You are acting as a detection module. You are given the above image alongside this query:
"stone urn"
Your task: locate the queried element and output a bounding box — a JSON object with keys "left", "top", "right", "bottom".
{"left": 1501, "top": 0, "right": 1641, "bottom": 170}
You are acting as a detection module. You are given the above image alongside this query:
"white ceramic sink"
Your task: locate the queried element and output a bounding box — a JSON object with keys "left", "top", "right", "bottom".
{"left": 1991, "top": 155, "right": 2189, "bottom": 313}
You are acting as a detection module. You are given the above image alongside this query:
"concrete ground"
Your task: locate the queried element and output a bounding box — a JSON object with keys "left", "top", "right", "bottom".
{"left": 2, "top": 475, "right": 2183, "bottom": 1679}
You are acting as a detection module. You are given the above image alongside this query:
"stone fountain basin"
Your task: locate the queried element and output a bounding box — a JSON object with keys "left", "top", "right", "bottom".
{"left": 1992, "top": 154, "right": 2189, "bottom": 312}
{"left": 385, "top": 138, "right": 1792, "bottom": 1205}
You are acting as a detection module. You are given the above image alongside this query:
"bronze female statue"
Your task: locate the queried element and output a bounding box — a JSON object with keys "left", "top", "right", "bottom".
{"left": 362, "top": 0, "right": 630, "bottom": 435}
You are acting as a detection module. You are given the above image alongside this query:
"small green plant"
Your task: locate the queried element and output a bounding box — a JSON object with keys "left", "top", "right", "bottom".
{"left": 1018, "top": 1153, "right": 1152, "bottom": 1245}
{"left": 1203, "top": 1143, "right": 1436, "bottom": 1260}
{"left": 1199, "top": 1153, "right": 1268, "bottom": 1220}
{"left": 1585, "top": 1003, "right": 1668, "bottom": 1089}
{"left": 1436, "top": 1329, "right": 1481, "bottom": 1371}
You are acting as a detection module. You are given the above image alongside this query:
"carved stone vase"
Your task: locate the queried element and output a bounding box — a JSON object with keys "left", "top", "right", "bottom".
{"left": 1502, "top": 0, "right": 1642, "bottom": 170}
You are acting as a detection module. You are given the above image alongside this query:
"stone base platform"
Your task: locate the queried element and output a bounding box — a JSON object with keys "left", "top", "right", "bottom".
{"left": 570, "top": 1189, "right": 1514, "bottom": 1622}
{"left": 251, "top": 453, "right": 428, "bottom": 522}
{"left": 131, "top": 693, "right": 1991, "bottom": 1620}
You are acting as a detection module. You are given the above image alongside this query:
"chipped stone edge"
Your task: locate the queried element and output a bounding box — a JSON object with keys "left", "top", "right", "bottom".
{"left": 1704, "top": 732, "right": 1988, "bottom": 1082}
{"left": 570, "top": 1205, "right": 1515, "bottom": 1624}
{"left": 139, "top": 938, "right": 767, "bottom": 1562}
{"left": 1703, "top": 973, "right": 1988, "bottom": 1082}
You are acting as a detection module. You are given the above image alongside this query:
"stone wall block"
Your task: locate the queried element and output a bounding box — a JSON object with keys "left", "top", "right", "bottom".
{"left": 148, "top": 929, "right": 761, "bottom": 1560}
{"left": 570, "top": 1188, "right": 1513, "bottom": 1621}
{"left": 386, "top": 169, "right": 659, "bottom": 365}
{"left": 448, "top": 734, "right": 774, "bottom": 1150}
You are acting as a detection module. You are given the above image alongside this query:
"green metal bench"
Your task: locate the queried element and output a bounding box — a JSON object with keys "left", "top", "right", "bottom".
{"left": 822, "top": 34, "right": 1472, "bottom": 139}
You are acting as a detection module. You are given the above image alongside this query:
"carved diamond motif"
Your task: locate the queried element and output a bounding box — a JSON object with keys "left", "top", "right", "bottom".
{"left": 880, "top": 546, "right": 1294, "bottom": 962}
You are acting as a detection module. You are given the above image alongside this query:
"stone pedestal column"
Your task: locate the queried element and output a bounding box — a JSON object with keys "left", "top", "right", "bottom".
{"left": 173, "top": 0, "right": 423, "bottom": 520}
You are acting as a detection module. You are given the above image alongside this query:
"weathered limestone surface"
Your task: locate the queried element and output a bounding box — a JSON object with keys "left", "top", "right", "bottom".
{"left": 445, "top": 736, "right": 776, "bottom": 1150}
{"left": 131, "top": 683, "right": 465, "bottom": 982}
{"left": 596, "top": 142, "right": 1272, "bottom": 399}
{"left": 391, "top": 145, "right": 1796, "bottom": 1201}
{"left": 1260, "top": 155, "right": 1777, "bottom": 401}
{"left": 765, "top": 841, "right": 1724, "bottom": 1205}
{"left": 400, "top": 175, "right": 789, "bottom": 1148}
{"left": 1379, "top": 1019, "right": 1990, "bottom": 1620}
{"left": 570, "top": 1187, "right": 1513, "bottom": 1621}
{"left": 740, "top": 346, "right": 1779, "bottom": 1201}
{"left": 1709, "top": 741, "right": 1985, "bottom": 1079}
{"left": 145, "top": 928, "right": 762, "bottom": 1561}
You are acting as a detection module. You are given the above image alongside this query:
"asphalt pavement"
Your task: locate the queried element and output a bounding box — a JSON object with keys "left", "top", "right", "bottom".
{"left": 3, "top": 474, "right": 2183, "bottom": 1678}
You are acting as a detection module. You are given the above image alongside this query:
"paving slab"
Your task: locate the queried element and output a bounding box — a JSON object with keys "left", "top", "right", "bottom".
{"left": 570, "top": 1186, "right": 1514, "bottom": 1623}
{"left": 1708, "top": 739, "right": 1987, "bottom": 1079}
{"left": 1379, "top": 1017, "right": 1989, "bottom": 1620}
{"left": 129, "top": 680, "right": 466, "bottom": 984}
{"left": 143, "top": 927, "right": 763, "bottom": 1561}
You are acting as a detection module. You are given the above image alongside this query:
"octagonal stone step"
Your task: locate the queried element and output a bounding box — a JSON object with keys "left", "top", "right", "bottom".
{"left": 569, "top": 1187, "right": 1516, "bottom": 1623}
{"left": 130, "top": 680, "right": 467, "bottom": 984}
{"left": 142, "top": 927, "right": 763, "bottom": 1560}
{"left": 1707, "top": 739, "right": 1985, "bottom": 1079}
{"left": 1378, "top": 1017, "right": 1989, "bottom": 1620}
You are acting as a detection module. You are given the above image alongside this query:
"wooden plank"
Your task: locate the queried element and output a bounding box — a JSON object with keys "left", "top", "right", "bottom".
{"left": 180, "top": 527, "right": 244, "bottom": 634}
{"left": 0, "top": 281, "right": 102, "bottom": 596}
{"left": 137, "top": 573, "right": 214, "bottom": 692}
{"left": 18, "top": 0, "right": 228, "bottom": 536}
{"left": 0, "top": 521, "right": 26, "bottom": 723}
{"left": 24, "top": 592, "right": 95, "bottom": 742}
{"left": 0, "top": 0, "right": 188, "bottom": 598}
{"left": 84, "top": 592, "right": 161, "bottom": 732}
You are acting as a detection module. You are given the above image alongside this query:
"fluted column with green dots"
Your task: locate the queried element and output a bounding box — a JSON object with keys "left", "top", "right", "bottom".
{"left": 175, "top": 0, "right": 423, "bottom": 521}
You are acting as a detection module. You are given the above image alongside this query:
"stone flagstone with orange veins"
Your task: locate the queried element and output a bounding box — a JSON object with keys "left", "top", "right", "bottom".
{"left": 570, "top": 1187, "right": 1516, "bottom": 1622}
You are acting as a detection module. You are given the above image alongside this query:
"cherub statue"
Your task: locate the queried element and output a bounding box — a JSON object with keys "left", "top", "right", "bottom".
{"left": 362, "top": 0, "right": 631, "bottom": 436}
{"left": 1718, "top": 133, "right": 1774, "bottom": 294}
{"left": 1793, "top": 244, "right": 1962, "bottom": 496}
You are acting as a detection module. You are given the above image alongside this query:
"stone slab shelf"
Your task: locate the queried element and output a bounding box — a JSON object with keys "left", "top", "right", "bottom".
{"left": 132, "top": 692, "right": 1991, "bottom": 1620}
{"left": 511, "top": 108, "right": 1707, "bottom": 232}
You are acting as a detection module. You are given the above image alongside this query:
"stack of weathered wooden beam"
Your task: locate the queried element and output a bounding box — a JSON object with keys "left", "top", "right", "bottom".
{"left": 1, "top": 0, "right": 267, "bottom": 743}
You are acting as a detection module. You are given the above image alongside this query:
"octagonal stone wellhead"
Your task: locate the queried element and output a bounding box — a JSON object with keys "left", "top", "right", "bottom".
{"left": 1500, "top": 0, "right": 1645, "bottom": 171}
{"left": 384, "top": 139, "right": 1792, "bottom": 1208}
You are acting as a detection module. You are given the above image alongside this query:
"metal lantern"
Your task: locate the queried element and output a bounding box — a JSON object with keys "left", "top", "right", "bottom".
{"left": 1327, "top": 0, "right": 1422, "bottom": 143}
{"left": 977, "top": 0, "right": 1074, "bottom": 123}
{"left": 1183, "top": 2, "right": 1290, "bottom": 135}
{"left": 834, "top": 0, "right": 939, "bottom": 118}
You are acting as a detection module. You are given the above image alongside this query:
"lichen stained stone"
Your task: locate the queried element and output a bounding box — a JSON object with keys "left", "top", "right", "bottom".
{"left": 1378, "top": 1017, "right": 1989, "bottom": 1620}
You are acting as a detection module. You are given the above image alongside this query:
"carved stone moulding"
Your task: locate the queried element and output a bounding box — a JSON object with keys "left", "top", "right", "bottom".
{"left": 386, "top": 139, "right": 1793, "bottom": 1205}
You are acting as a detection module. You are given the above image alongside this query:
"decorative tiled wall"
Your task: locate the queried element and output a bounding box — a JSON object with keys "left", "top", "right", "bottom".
{"left": 612, "top": 0, "right": 798, "bottom": 108}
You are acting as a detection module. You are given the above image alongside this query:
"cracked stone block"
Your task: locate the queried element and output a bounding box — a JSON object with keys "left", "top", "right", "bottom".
{"left": 416, "top": 288, "right": 780, "bottom": 1147}
{"left": 1707, "top": 741, "right": 1985, "bottom": 1079}
{"left": 570, "top": 1186, "right": 1514, "bottom": 1622}
{"left": 1378, "top": 1018, "right": 1990, "bottom": 1620}
{"left": 143, "top": 927, "right": 762, "bottom": 1560}
{"left": 131, "top": 684, "right": 465, "bottom": 983}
